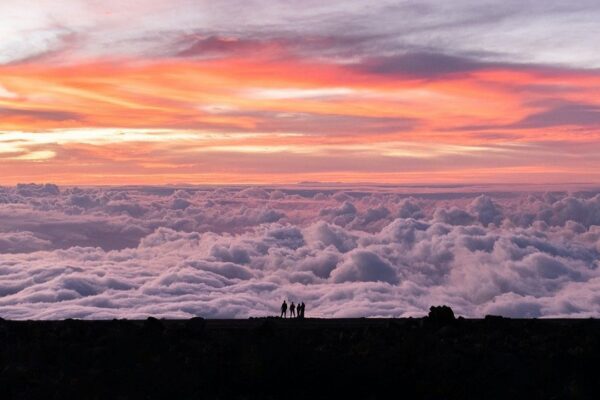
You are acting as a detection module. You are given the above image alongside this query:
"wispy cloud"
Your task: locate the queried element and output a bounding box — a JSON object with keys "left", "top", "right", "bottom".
{"left": 0, "top": 1, "right": 599, "bottom": 183}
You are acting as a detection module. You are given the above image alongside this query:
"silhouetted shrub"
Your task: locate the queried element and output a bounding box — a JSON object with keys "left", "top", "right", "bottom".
{"left": 427, "top": 305, "right": 455, "bottom": 324}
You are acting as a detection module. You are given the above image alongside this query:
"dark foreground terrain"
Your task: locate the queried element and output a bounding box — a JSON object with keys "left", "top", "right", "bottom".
{"left": 1, "top": 315, "right": 600, "bottom": 399}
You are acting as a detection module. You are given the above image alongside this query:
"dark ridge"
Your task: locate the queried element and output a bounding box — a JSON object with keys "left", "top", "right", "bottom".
{"left": 0, "top": 316, "right": 599, "bottom": 399}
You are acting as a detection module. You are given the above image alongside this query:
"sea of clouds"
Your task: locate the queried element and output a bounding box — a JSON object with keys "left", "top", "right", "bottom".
{"left": 1, "top": 183, "right": 600, "bottom": 319}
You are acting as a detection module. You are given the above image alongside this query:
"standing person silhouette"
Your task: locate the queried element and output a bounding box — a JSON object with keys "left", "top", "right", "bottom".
{"left": 300, "top": 302, "right": 306, "bottom": 318}
{"left": 290, "top": 302, "right": 296, "bottom": 318}
{"left": 280, "top": 300, "right": 287, "bottom": 318}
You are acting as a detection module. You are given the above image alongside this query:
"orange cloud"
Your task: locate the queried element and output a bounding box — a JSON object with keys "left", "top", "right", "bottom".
{"left": 1, "top": 56, "right": 600, "bottom": 184}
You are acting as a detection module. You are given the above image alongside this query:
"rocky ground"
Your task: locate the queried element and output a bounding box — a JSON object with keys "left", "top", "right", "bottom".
{"left": 1, "top": 314, "right": 599, "bottom": 399}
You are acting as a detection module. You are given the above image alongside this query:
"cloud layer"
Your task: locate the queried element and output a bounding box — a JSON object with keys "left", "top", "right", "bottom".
{"left": 1, "top": 184, "right": 599, "bottom": 319}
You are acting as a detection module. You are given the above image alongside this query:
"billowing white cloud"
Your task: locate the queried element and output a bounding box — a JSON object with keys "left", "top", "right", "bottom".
{"left": 1, "top": 184, "right": 600, "bottom": 319}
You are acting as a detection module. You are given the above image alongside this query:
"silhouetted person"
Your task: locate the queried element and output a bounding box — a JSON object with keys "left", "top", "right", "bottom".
{"left": 280, "top": 300, "right": 287, "bottom": 318}
{"left": 290, "top": 302, "right": 296, "bottom": 318}
{"left": 300, "top": 302, "right": 306, "bottom": 318}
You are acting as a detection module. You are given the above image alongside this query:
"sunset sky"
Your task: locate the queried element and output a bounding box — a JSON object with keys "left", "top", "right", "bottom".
{"left": 2, "top": 0, "right": 600, "bottom": 184}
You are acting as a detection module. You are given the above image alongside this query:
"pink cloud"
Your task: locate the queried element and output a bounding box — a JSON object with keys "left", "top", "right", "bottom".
{"left": 0, "top": 184, "right": 599, "bottom": 319}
